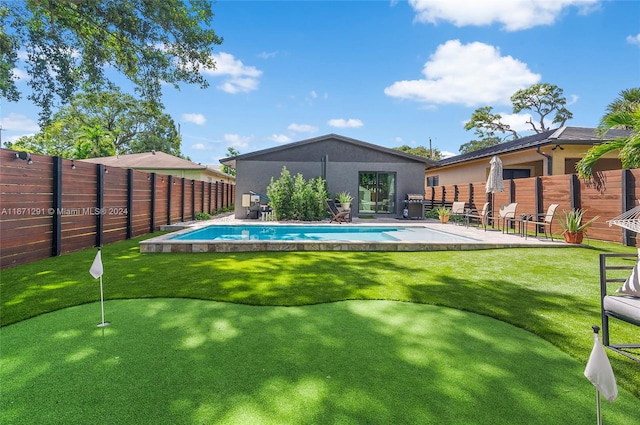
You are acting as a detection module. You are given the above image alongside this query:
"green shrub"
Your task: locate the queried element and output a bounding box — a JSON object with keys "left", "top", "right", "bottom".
{"left": 195, "top": 212, "right": 212, "bottom": 220}
{"left": 267, "top": 167, "right": 327, "bottom": 221}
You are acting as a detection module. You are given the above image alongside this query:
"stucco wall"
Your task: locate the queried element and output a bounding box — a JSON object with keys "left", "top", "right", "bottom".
{"left": 425, "top": 145, "right": 622, "bottom": 186}
{"left": 233, "top": 138, "right": 426, "bottom": 219}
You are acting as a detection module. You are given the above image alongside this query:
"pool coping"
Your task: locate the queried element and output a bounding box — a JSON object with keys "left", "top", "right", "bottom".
{"left": 140, "top": 218, "right": 576, "bottom": 253}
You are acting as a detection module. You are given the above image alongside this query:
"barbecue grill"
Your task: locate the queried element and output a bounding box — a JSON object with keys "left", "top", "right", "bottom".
{"left": 404, "top": 194, "right": 426, "bottom": 219}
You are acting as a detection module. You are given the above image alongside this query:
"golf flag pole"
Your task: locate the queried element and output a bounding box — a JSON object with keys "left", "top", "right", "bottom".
{"left": 89, "top": 248, "right": 109, "bottom": 327}
{"left": 584, "top": 325, "right": 617, "bottom": 425}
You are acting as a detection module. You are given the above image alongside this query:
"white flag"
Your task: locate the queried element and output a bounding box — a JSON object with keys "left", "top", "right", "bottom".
{"left": 89, "top": 250, "right": 103, "bottom": 279}
{"left": 584, "top": 333, "right": 618, "bottom": 402}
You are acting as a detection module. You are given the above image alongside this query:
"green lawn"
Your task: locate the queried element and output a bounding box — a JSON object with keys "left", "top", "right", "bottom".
{"left": 1, "top": 233, "right": 638, "bottom": 405}
{"left": 2, "top": 299, "right": 637, "bottom": 424}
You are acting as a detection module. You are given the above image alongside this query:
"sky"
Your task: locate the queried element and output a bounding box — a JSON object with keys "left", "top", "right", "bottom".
{"left": 2, "top": 0, "right": 640, "bottom": 165}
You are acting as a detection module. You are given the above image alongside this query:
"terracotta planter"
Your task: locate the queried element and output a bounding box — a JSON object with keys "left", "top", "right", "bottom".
{"left": 563, "top": 231, "right": 584, "bottom": 244}
{"left": 439, "top": 215, "right": 450, "bottom": 224}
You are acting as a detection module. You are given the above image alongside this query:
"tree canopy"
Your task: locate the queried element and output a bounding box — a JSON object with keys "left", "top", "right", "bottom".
{"left": 393, "top": 144, "right": 442, "bottom": 160}
{"left": 576, "top": 88, "right": 640, "bottom": 179}
{"left": 5, "top": 89, "right": 182, "bottom": 158}
{"left": 462, "top": 83, "right": 573, "bottom": 153}
{"left": 2, "top": 0, "right": 223, "bottom": 122}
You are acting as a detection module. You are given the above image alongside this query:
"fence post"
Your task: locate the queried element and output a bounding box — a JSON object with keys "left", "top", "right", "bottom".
{"left": 570, "top": 174, "right": 581, "bottom": 209}
{"left": 201, "top": 181, "right": 205, "bottom": 216}
{"left": 96, "top": 164, "right": 104, "bottom": 247}
{"left": 150, "top": 173, "right": 156, "bottom": 233}
{"left": 52, "top": 157, "right": 62, "bottom": 256}
{"left": 127, "top": 169, "right": 133, "bottom": 239}
{"left": 535, "top": 176, "right": 542, "bottom": 215}
{"left": 208, "top": 182, "right": 212, "bottom": 214}
{"left": 181, "top": 178, "right": 186, "bottom": 222}
{"left": 509, "top": 179, "right": 515, "bottom": 203}
{"left": 167, "top": 175, "right": 173, "bottom": 225}
{"left": 622, "top": 169, "right": 634, "bottom": 246}
{"left": 191, "top": 179, "right": 196, "bottom": 221}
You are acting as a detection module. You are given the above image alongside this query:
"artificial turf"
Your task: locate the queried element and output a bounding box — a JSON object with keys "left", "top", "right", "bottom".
{"left": 1, "top": 299, "right": 637, "bottom": 424}
{"left": 0, "top": 233, "right": 638, "bottom": 409}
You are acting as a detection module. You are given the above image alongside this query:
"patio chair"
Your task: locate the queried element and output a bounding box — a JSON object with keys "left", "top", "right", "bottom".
{"left": 326, "top": 199, "right": 350, "bottom": 223}
{"left": 523, "top": 203, "right": 559, "bottom": 240}
{"left": 451, "top": 201, "right": 466, "bottom": 225}
{"left": 599, "top": 253, "right": 640, "bottom": 362}
{"left": 488, "top": 202, "right": 518, "bottom": 233}
{"left": 465, "top": 202, "right": 490, "bottom": 231}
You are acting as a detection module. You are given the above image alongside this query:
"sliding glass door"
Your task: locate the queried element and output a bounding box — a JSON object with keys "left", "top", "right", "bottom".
{"left": 358, "top": 172, "right": 396, "bottom": 214}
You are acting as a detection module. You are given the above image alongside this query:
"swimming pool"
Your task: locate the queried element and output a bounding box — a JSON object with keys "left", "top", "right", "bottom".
{"left": 140, "top": 221, "right": 561, "bottom": 253}
{"left": 168, "top": 224, "right": 477, "bottom": 243}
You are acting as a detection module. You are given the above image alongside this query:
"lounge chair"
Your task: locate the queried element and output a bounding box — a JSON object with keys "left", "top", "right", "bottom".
{"left": 488, "top": 202, "right": 518, "bottom": 233}
{"left": 451, "top": 201, "right": 466, "bottom": 225}
{"left": 326, "top": 199, "right": 350, "bottom": 223}
{"left": 523, "top": 203, "right": 559, "bottom": 240}
{"left": 465, "top": 202, "right": 489, "bottom": 230}
{"left": 599, "top": 253, "right": 640, "bottom": 362}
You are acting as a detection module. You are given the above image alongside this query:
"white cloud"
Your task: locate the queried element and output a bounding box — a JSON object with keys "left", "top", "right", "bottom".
{"left": 11, "top": 68, "right": 29, "bottom": 81}
{"left": 288, "top": 123, "right": 318, "bottom": 133}
{"left": 328, "top": 118, "right": 364, "bottom": 128}
{"left": 192, "top": 143, "right": 207, "bottom": 150}
{"left": 567, "top": 94, "right": 579, "bottom": 105}
{"left": 384, "top": 40, "right": 540, "bottom": 107}
{"left": 441, "top": 151, "right": 457, "bottom": 158}
{"left": 223, "top": 133, "right": 252, "bottom": 149}
{"left": 258, "top": 51, "right": 278, "bottom": 59}
{"left": 408, "top": 0, "right": 600, "bottom": 31}
{"left": 269, "top": 134, "right": 292, "bottom": 143}
{"left": 310, "top": 90, "right": 318, "bottom": 99}
{"left": 1, "top": 113, "right": 40, "bottom": 132}
{"left": 499, "top": 113, "right": 535, "bottom": 133}
{"left": 181, "top": 113, "right": 207, "bottom": 125}
{"left": 626, "top": 33, "right": 640, "bottom": 45}
{"left": 203, "top": 52, "right": 263, "bottom": 94}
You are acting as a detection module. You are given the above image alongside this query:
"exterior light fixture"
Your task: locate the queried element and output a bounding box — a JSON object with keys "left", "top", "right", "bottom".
{"left": 71, "top": 160, "right": 76, "bottom": 169}
{"left": 15, "top": 151, "right": 32, "bottom": 164}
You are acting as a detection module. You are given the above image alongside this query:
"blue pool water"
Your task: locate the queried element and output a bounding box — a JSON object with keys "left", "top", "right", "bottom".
{"left": 169, "top": 225, "right": 477, "bottom": 243}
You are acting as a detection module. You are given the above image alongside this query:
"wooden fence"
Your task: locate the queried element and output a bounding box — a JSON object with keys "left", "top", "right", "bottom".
{"left": 0, "top": 149, "right": 235, "bottom": 268}
{"left": 426, "top": 169, "right": 640, "bottom": 246}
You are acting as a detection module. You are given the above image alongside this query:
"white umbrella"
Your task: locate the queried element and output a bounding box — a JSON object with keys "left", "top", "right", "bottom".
{"left": 486, "top": 156, "right": 505, "bottom": 194}
{"left": 485, "top": 156, "right": 504, "bottom": 225}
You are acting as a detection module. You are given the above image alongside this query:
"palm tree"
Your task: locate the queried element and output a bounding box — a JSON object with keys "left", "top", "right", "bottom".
{"left": 576, "top": 88, "right": 640, "bottom": 179}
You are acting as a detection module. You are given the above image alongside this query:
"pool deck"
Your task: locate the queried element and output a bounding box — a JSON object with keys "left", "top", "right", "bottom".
{"left": 140, "top": 214, "right": 577, "bottom": 253}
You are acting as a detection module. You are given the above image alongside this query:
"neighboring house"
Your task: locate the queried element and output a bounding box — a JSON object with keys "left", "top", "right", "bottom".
{"left": 81, "top": 151, "right": 235, "bottom": 183}
{"left": 426, "top": 127, "right": 630, "bottom": 187}
{"left": 220, "top": 134, "right": 435, "bottom": 219}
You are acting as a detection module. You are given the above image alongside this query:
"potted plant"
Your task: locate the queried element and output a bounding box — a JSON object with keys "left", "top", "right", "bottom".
{"left": 434, "top": 205, "right": 451, "bottom": 224}
{"left": 336, "top": 191, "right": 353, "bottom": 211}
{"left": 559, "top": 208, "right": 599, "bottom": 244}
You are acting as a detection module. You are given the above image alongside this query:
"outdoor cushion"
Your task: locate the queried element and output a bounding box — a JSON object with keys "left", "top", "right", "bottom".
{"left": 603, "top": 295, "right": 640, "bottom": 326}
{"left": 617, "top": 260, "right": 640, "bottom": 297}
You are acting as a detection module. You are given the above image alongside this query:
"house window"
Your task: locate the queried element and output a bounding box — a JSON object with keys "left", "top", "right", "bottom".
{"left": 426, "top": 176, "right": 439, "bottom": 187}
{"left": 503, "top": 169, "right": 530, "bottom": 180}
{"left": 358, "top": 172, "right": 396, "bottom": 214}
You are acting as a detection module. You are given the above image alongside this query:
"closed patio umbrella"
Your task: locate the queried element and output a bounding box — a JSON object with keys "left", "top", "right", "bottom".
{"left": 486, "top": 156, "right": 505, "bottom": 225}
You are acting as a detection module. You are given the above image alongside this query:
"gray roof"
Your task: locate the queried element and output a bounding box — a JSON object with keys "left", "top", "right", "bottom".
{"left": 434, "top": 126, "right": 630, "bottom": 168}
{"left": 219, "top": 133, "right": 437, "bottom": 167}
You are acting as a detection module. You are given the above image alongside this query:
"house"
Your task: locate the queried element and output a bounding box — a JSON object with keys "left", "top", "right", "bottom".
{"left": 220, "top": 134, "right": 435, "bottom": 219}
{"left": 81, "top": 151, "right": 235, "bottom": 183}
{"left": 426, "top": 126, "right": 630, "bottom": 186}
